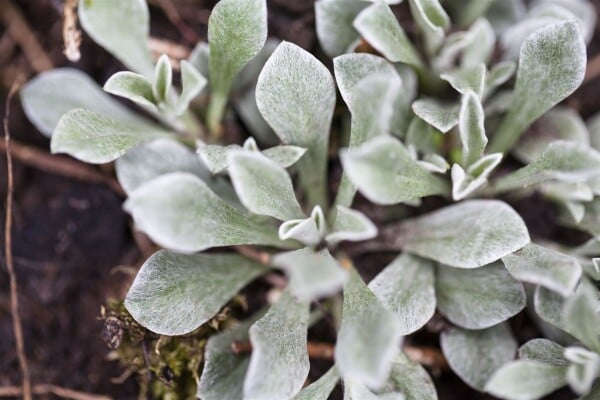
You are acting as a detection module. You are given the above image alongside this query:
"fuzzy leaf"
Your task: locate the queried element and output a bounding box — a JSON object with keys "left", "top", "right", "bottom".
{"left": 228, "top": 151, "right": 303, "bottom": 221}
{"left": 493, "top": 141, "right": 600, "bottom": 194}
{"left": 20, "top": 68, "right": 147, "bottom": 137}
{"left": 408, "top": 0, "right": 450, "bottom": 54}
{"left": 458, "top": 90, "right": 487, "bottom": 166}
{"left": 103, "top": 71, "right": 156, "bottom": 110}
{"left": 489, "top": 21, "right": 587, "bottom": 153}
{"left": 441, "top": 323, "right": 517, "bottom": 390}
{"left": 245, "top": 291, "right": 310, "bottom": 400}
{"left": 124, "top": 250, "right": 266, "bottom": 335}
{"left": 293, "top": 367, "right": 340, "bottom": 400}
{"left": 262, "top": 145, "right": 307, "bottom": 168}
{"left": 485, "top": 360, "right": 567, "bottom": 400}
{"left": 451, "top": 153, "right": 502, "bottom": 200}
{"left": 272, "top": 248, "right": 348, "bottom": 301}
{"left": 315, "top": 0, "right": 367, "bottom": 57}
{"left": 256, "top": 41, "right": 336, "bottom": 206}
{"left": 502, "top": 243, "right": 582, "bottom": 297}
{"left": 484, "top": 60, "right": 516, "bottom": 97}
{"left": 207, "top": 0, "right": 267, "bottom": 131}
{"left": 412, "top": 99, "right": 459, "bottom": 133}
{"left": 335, "top": 269, "right": 401, "bottom": 389}
{"left": 124, "top": 173, "right": 283, "bottom": 252}
{"left": 176, "top": 60, "right": 207, "bottom": 115}
{"left": 51, "top": 108, "right": 168, "bottom": 163}
{"left": 197, "top": 312, "right": 262, "bottom": 400}
{"left": 565, "top": 347, "right": 600, "bottom": 395}
{"left": 279, "top": 206, "right": 326, "bottom": 246}
{"left": 333, "top": 53, "right": 397, "bottom": 112}
{"left": 326, "top": 206, "right": 377, "bottom": 244}
{"left": 340, "top": 136, "right": 449, "bottom": 205}
{"left": 152, "top": 54, "right": 172, "bottom": 103}
{"left": 514, "top": 107, "right": 590, "bottom": 164}
{"left": 563, "top": 285, "right": 600, "bottom": 353}
{"left": 519, "top": 339, "right": 568, "bottom": 366}
{"left": 354, "top": 2, "right": 422, "bottom": 67}
{"left": 386, "top": 353, "right": 438, "bottom": 400}
{"left": 78, "top": 0, "right": 153, "bottom": 76}
{"left": 534, "top": 286, "right": 569, "bottom": 332}
{"left": 441, "top": 64, "right": 486, "bottom": 98}
{"left": 115, "top": 139, "right": 211, "bottom": 194}
{"left": 436, "top": 262, "right": 526, "bottom": 329}
{"left": 396, "top": 200, "right": 530, "bottom": 269}
{"left": 462, "top": 18, "right": 496, "bottom": 67}
{"left": 369, "top": 254, "right": 436, "bottom": 336}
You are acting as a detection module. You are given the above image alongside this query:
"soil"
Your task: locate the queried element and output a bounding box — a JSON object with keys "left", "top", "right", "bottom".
{"left": 1, "top": 0, "right": 599, "bottom": 399}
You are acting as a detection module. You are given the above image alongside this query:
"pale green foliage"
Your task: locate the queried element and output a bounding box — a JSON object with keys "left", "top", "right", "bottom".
{"left": 19, "top": 0, "right": 600, "bottom": 397}
{"left": 124, "top": 250, "right": 267, "bottom": 335}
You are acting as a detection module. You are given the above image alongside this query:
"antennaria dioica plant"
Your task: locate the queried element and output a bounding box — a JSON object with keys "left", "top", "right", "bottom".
{"left": 19, "top": 0, "right": 600, "bottom": 398}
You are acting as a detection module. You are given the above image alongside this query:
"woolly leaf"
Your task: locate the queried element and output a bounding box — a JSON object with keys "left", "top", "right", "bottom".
{"left": 441, "top": 323, "right": 517, "bottom": 390}
{"left": 20, "top": 68, "right": 147, "bottom": 137}
{"left": 115, "top": 139, "right": 212, "bottom": 194}
{"left": 207, "top": 0, "right": 267, "bottom": 132}
{"left": 485, "top": 361, "right": 567, "bottom": 400}
{"left": 124, "top": 250, "right": 267, "bottom": 335}
{"left": 407, "top": 0, "right": 450, "bottom": 54}
{"left": 272, "top": 248, "right": 348, "bottom": 301}
{"left": 534, "top": 286, "right": 569, "bottom": 332}
{"left": 436, "top": 262, "right": 526, "bottom": 329}
{"left": 563, "top": 285, "right": 600, "bottom": 353}
{"left": 396, "top": 200, "right": 530, "bottom": 269}
{"left": 279, "top": 206, "right": 326, "bottom": 246}
{"left": 489, "top": 22, "right": 586, "bottom": 152}
{"left": 51, "top": 108, "right": 169, "bottom": 163}
{"left": 458, "top": 90, "right": 487, "bottom": 166}
{"left": 124, "top": 173, "right": 283, "bottom": 253}
{"left": 502, "top": 243, "right": 582, "bottom": 297}
{"left": 519, "top": 339, "right": 568, "bottom": 366}
{"left": 197, "top": 314, "right": 259, "bottom": 400}
{"left": 441, "top": 64, "right": 486, "bottom": 98}
{"left": 315, "top": 0, "right": 367, "bottom": 57}
{"left": 256, "top": 41, "right": 336, "bottom": 207}
{"left": 514, "top": 107, "right": 590, "bottom": 164}
{"left": 340, "top": 136, "right": 449, "bottom": 205}
{"left": 335, "top": 269, "right": 401, "bottom": 389}
{"left": 176, "top": 60, "right": 207, "bottom": 115}
{"left": 245, "top": 291, "right": 310, "bottom": 400}
{"left": 262, "top": 145, "right": 307, "bottom": 168}
{"left": 103, "top": 71, "right": 156, "bottom": 110}
{"left": 152, "top": 54, "right": 172, "bottom": 103}
{"left": 228, "top": 151, "right": 303, "bottom": 221}
{"left": 333, "top": 53, "right": 397, "bottom": 112}
{"left": 564, "top": 347, "right": 600, "bottom": 395}
{"left": 492, "top": 141, "right": 600, "bottom": 194}
{"left": 451, "top": 153, "right": 502, "bottom": 200}
{"left": 412, "top": 99, "right": 459, "bottom": 133}
{"left": 78, "top": 0, "right": 153, "bottom": 76}
{"left": 462, "top": 18, "right": 495, "bottom": 67}
{"left": 354, "top": 2, "right": 423, "bottom": 67}
{"left": 386, "top": 353, "right": 438, "bottom": 400}
{"left": 293, "top": 367, "right": 339, "bottom": 400}
{"left": 326, "top": 206, "right": 377, "bottom": 244}
{"left": 369, "top": 254, "right": 436, "bottom": 336}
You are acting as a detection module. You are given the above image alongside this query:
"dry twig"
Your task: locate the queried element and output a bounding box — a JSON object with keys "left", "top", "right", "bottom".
{"left": 233, "top": 245, "right": 272, "bottom": 265}
{"left": 584, "top": 53, "right": 600, "bottom": 83}
{"left": 0, "top": 0, "right": 53, "bottom": 73}
{"left": 0, "top": 139, "right": 125, "bottom": 196}
{"left": 0, "top": 384, "right": 112, "bottom": 400}
{"left": 4, "top": 76, "right": 32, "bottom": 400}
{"left": 231, "top": 340, "right": 335, "bottom": 361}
{"left": 62, "top": 0, "right": 82, "bottom": 62}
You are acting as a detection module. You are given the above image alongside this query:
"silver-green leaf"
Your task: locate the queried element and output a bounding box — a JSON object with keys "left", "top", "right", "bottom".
{"left": 124, "top": 172, "right": 283, "bottom": 252}
{"left": 124, "top": 250, "right": 267, "bottom": 335}
{"left": 436, "top": 262, "right": 526, "bottom": 329}
{"left": 369, "top": 254, "right": 436, "bottom": 336}
{"left": 441, "top": 323, "right": 517, "bottom": 390}
{"left": 315, "top": 0, "right": 367, "bottom": 57}
{"left": 485, "top": 360, "right": 567, "bottom": 400}
{"left": 51, "top": 108, "right": 169, "bottom": 164}
{"left": 489, "top": 21, "right": 587, "bottom": 153}
{"left": 244, "top": 291, "right": 310, "bottom": 400}
{"left": 395, "top": 200, "right": 530, "bottom": 269}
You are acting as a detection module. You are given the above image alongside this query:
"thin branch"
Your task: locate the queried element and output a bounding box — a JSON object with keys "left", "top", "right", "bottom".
{"left": 0, "top": 384, "right": 112, "bottom": 400}
{"left": 0, "top": 0, "right": 53, "bottom": 73}
{"left": 4, "top": 76, "right": 31, "bottom": 400}
{"left": 231, "top": 340, "right": 335, "bottom": 361}
{"left": 0, "top": 138, "right": 125, "bottom": 196}
{"left": 232, "top": 245, "right": 271, "bottom": 265}
{"left": 584, "top": 53, "right": 600, "bottom": 84}
{"left": 62, "top": 0, "right": 82, "bottom": 62}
